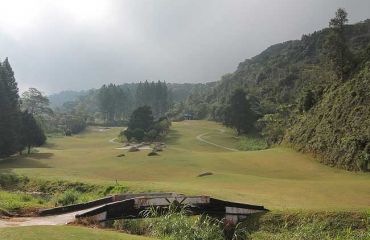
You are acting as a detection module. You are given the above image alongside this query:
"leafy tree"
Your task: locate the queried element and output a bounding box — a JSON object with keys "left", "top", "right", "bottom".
{"left": 21, "top": 88, "right": 52, "bottom": 115}
{"left": 19, "top": 111, "right": 46, "bottom": 154}
{"left": 223, "top": 89, "right": 258, "bottom": 135}
{"left": 64, "top": 115, "right": 87, "bottom": 135}
{"left": 123, "top": 106, "right": 171, "bottom": 141}
{"left": 21, "top": 88, "right": 54, "bottom": 132}
{"left": 127, "top": 106, "right": 154, "bottom": 132}
{"left": 326, "top": 8, "right": 352, "bottom": 80}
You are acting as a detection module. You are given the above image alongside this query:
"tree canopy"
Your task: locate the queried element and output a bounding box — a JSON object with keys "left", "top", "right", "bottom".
{"left": 223, "top": 89, "right": 258, "bottom": 135}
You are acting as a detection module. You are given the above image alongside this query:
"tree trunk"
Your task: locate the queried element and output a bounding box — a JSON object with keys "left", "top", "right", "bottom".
{"left": 27, "top": 145, "right": 31, "bottom": 154}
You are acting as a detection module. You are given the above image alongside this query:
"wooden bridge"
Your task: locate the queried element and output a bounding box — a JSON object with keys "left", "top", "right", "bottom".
{"left": 40, "top": 192, "right": 268, "bottom": 225}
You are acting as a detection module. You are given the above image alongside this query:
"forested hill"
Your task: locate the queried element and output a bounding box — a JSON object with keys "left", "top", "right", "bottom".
{"left": 185, "top": 19, "right": 370, "bottom": 171}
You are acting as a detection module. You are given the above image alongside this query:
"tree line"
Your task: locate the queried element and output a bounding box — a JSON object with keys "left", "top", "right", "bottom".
{"left": 0, "top": 58, "right": 46, "bottom": 157}
{"left": 96, "top": 81, "right": 170, "bottom": 125}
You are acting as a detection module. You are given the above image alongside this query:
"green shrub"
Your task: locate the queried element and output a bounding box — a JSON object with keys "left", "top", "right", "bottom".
{"left": 55, "top": 189, "right": 80, "bottom": 206}
{"left": 102, "top": 184, "right": 129, "bottom": 195}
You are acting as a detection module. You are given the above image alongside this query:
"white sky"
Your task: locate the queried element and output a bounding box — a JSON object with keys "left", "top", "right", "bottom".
{"left": 0, "top": 0, "right": 369, "bottom": 94}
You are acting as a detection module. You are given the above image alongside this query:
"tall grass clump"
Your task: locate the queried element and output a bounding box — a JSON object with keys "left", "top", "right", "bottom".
{"left": 236, "top": 136, "right": 268, "bottom": 151}
{"left": 113, "top": 204, "right": 227, "bottom": 239}
{"left": 55, "top": 189, "right": 80, "bottom": 206}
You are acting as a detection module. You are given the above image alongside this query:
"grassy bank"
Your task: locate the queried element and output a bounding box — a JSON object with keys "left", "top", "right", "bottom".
{"left": 0, "top": 173, "right": 129, "bottom": 214}
{"left": 111, "top": 209, "right": 369, "bottom": 240}
{"left": 0, "top": 121, "right": 369, "bottom": 210}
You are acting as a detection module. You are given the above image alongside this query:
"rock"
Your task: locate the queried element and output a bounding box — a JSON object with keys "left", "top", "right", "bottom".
{"left": 128, "top": 146, "right": 139, "bottom": 152}
{"left": 197, "top": 172, "right": 213, "bottom": 177}
{"left": 153, "top": 145, "right": 163, "bottom": 152}
{"left": 117, "top": 153, "right": 125, "bottom": 157}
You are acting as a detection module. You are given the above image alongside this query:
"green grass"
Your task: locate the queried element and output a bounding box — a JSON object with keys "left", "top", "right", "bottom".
{"left": 0, "top": 190, "right": 47, "bottom": 212}
{"left": 0, "top": 225, "right": 155, "bottom": 240}
{"left": 1, "top": 120, "right": 369, "bottom": 210}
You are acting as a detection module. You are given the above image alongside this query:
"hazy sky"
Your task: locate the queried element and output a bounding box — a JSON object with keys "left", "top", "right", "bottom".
{"left": 1, "top": 0, "right": 369, "bottom": 94}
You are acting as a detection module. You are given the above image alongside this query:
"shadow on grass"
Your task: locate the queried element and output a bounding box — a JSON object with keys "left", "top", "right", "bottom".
{"left": 43, "top": 142, "right": 58, "bottom": 148}
{"left": 165, "top": 129, "right": 181, "bottom": 145}
{"left": 0, "top": 153, "right": 53, "bottom": 169}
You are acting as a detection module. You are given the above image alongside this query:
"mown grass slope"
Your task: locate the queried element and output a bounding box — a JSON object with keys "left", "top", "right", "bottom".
{"left": 0, "top": 226, "right": 155, "bottom": 240}
{"left": 1, "top": 120, "right": 369, "bottom": 210}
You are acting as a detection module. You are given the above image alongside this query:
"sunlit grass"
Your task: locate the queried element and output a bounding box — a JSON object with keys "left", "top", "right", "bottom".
{"left": 0, "top": 120, "right": 369, "bottom": 210}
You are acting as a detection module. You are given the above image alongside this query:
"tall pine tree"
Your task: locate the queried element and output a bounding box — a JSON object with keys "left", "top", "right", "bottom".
{"left": 0, "top": 58, "right": 21, "bottom": 157}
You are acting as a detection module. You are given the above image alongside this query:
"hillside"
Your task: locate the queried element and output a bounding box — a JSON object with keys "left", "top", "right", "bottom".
{"left": 285, "top": 66, "right": 370, "bottom": 170}
{"left": 185, "top": 19, "right": 370, "bottom": 171}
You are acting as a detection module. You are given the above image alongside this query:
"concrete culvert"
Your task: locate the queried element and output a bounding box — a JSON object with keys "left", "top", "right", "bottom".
{"left": 197, "top": 172, "right": 213, "bottom": 177}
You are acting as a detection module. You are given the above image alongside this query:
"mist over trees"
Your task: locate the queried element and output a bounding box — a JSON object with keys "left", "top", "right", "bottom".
{"left": 94, "top": 81, "right": 170, "bottom": 125}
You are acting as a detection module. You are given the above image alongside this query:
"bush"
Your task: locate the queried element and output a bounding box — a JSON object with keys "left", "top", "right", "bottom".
{"left": 145, "top": 129, "right": 158, "bottom": 140}
{"left": 55, "top": 189, "right": 80, "bottom": 206}
{"left": 102, "top": 184, "right": 129, "bottom": 195}
{"left": 132, "top": 128, "right": 145, "bottom": 141}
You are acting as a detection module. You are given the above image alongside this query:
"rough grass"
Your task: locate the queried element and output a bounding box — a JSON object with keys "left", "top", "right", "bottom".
{"left": 235, "top": 136, "right": 268, "bottom": 151}
{"left": 0, "top": 121, "right": 369, "bottom": 210}
{"left": 0, "top": 190, "right": 46, "bottom": 212}
{"left": 244, "top": 211, "right": 370, "bottom": 240}
{"left": 0, "top": 225, "right": 155, "bottom": 240}
{"left": 0, "top": 173, "right": 131, "bottom": 212}
{"left": 112, "top": 209, "right": 370, "bottom": 240}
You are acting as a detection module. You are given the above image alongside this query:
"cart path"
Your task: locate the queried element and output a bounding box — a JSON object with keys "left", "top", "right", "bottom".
{"left": 0, "top": 206, "right": 100, "bottom": 228}
{"left": 196, "top": 130, "right": 239, "bottom": 152}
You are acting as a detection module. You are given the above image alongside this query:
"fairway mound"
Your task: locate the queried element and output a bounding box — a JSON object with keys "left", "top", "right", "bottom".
{"left": 148, "top": 151, "right": 159, "bottom": 156}
{"left": 197, "top": 172, "right": 213, "bottom": 177}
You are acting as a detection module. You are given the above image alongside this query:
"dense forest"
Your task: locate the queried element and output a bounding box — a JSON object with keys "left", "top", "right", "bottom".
{"left": 179, "top": 11, "right": 370, "bottom": 171}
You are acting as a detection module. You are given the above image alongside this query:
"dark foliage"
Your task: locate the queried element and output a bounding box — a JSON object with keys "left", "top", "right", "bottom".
{"left": 19, "top": 111, "right": 46, "bottom": 154}
{"left": 123, "top": 106, "right": 170, "bottom": 142}
{"left": 223, "top": 89, "right": 258, "bottom": 135}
